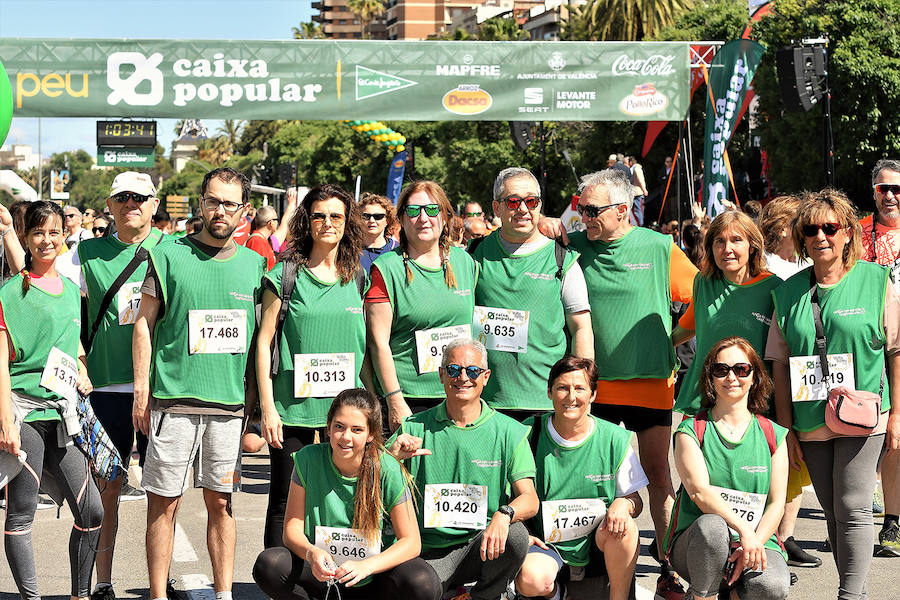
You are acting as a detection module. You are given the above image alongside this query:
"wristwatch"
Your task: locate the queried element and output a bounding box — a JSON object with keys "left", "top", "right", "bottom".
{"left": 497, "top": 504, "right": 515, "bottom": 521}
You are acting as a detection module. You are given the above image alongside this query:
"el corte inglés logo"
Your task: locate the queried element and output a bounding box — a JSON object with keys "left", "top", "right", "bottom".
{"left": 442, "top": 85, "right": 492, "bottom": 115}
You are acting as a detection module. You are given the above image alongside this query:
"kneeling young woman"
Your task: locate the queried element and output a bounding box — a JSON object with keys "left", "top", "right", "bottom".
{"left": 252, "top": 389, "right": 440, "bottom": 600}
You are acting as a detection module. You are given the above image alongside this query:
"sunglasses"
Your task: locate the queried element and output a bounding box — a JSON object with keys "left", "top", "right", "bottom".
{"left": 711, "top": 362, "right": 753, "bottom": 378}
{"left": 577, "top": 203, "right": 622, "bottom": 219}
{"left": 465, "top": 211, "right": 483, "bottom": 217}
{"left": 362, "top": 212, "right": 387, "bottom": 221}
{"left": 874, "top": 183, "right": 900, "bottom": 195}
{"left": 113, "top": 192, "right": 151, "bottom": 204}
{"left": 310, "top": 212, "right": 345, "bottom": 225}
{"left": 64, "top": 213, "right": 77, "bottom": 219}
{"left": 443, "top": 364, "right": 487, "bottom": 380}
{"left": 405, "top": 204, "right": 440, "bottom": 218}
{"left": 502, "top": 195, "right": 541, "bottom": 211}
{"left": 92, "top": 226, "right": 106, "bottom": 234}
{"left": 801, "top": 222, "right": 842, "bottom": 237}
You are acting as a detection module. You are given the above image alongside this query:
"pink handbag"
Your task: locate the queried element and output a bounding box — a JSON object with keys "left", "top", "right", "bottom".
{"left": 825, "top": 387, "right": 880, "bottom": 436}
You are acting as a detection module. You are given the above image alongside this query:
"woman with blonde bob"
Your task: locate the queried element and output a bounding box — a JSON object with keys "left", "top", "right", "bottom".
{"left": 673, "top": 210, "right": 780, "bottom": 417}
{"left": 358, "top": 193, "right": 399, "bottom": 275}
{"left": 767, "top": 189, "right": 900, "bottom": 599}
{"left": 365, "top": 181, "right": 478, "bottom": 431}
{"left": 664, "top": 337, "right": 790, "bottom": 600}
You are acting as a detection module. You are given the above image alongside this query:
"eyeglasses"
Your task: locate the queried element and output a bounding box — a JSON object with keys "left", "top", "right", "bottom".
{"left": 362, "top": 212, "right": 387, "bottom": 221}
{"left": 710, "top": 362, "right": 753, "bottom": 378}
{"left": 577, "top": 203, "right": 622, "bottom": 219}
{"left": 112, "top": 192, "right": 151, "bottom": 204}
{"left": 443, "top": 364, "right": 488, "bottom": 380}
{"left": 92, "top": 226, "right": 106, "bottom": 234}
{"left": 501, "top": 195, "right": 541, "bottom": 211}
{"left": 465, "top": 211, "right": 483, "bottom": 217}
{"left": 310, "top": 212, "right": 345, "bottom": 225}
{"left": 201, "top": 197, "right": 243, "bottom": 214}
{"left": 874, "top": 183, "right": 900, "bottom": 196}
{"left": 801, "top": 222, "right": 842, "bottom": 237}
{"left": 404, "top": 204, "right": 440, "bottom": 218}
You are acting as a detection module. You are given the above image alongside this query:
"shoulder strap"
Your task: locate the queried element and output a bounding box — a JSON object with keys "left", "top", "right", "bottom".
{"left": 271, "top": 260, "right": 298, "bottom": 377}
{"left": 85, "top": 233, "right": 160, "bottom": 350}
{"left": 693, "top": 410, "right": 709, "bottom": 447}
{"left": 755, "top": 414, "right": 778, "bottom": 456}
{"left": 528, "top": 414, "right": 543, "bottom": 458}
{"left": 554, "top": 240, "right": 567, "bottom": 280}
{"left": 808, "top": 270, "right": 832, "bottom": 387}
{"left": 355, "top": 267, "right": 367, "bottom": 298}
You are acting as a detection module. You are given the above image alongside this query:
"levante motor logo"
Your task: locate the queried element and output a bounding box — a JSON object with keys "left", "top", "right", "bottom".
{"left": 442, "top": 85, "right": 492, "bottom": 115}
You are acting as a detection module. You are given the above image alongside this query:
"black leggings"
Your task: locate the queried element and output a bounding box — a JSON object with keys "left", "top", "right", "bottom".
{"left": 264, "top": 426, "right": 321, "bottom": 549}
{"left": 253, "top": 546, "right": 442, "bottom": 600}
{"left": 5, "top": 420, "right": 104, "bottom": 599}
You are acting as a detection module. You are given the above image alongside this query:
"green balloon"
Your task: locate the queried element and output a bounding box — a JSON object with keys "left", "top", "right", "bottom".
{"left": 0, "top": 58, "right": 11, "bottom": 147}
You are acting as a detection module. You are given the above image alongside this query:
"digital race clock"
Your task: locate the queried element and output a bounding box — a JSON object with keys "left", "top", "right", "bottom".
{"left": 96, "top": 121, "right": 157, "bottom": 147}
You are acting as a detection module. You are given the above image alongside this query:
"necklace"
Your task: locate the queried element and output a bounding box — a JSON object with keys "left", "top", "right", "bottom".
{"left": 712, "top": 409, "right": 752, "bottom": 440}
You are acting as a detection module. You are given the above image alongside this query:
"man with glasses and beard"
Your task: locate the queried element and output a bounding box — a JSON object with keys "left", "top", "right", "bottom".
{"left": 860, "top": 159, "right": 900, "bottom": 556}
{"left": 388, "top": 338, "right": 538, "bottom": 600}
{"left": 566, "top": 169, "right": 697, "bottom": 597}
{"left": 132, "top": 167, "right": 266, "bottom": 600}
{"left": 470, "top": 167, "right": 592, "bottom": 422}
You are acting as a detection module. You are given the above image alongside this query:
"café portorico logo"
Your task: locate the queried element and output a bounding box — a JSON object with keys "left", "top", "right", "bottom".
{"left": 105, "top": 51, "right": 324, "bottom": 108}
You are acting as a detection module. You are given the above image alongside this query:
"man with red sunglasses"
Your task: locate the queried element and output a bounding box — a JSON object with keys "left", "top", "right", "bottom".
{"left": 861, "top": 159, "right": 900, "bottom": 556}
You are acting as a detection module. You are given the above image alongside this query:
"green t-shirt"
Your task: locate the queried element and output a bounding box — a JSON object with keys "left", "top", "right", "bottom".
{"left": 472, "top": 233, "right": 579, "bottom": 411}
{"left": 294, "top": 443, "right": 410, "bottom": 586}
{"left": 568, "top": 228, "right": 676, "bottom": 380}
{"left": 149, "top": 237, "right": 266, "bottom": 408}
{"left": 664, "top": 416, "right": 788, "bottom": 559}
{"left": 675, "top": 273, "right": 780, "bottom": 417}
{"left": 524, "top": 413, "right": 633, "bottom": 566}
{"left": 0, "top": 273, "right": 82, "bottom": 403}
{"left": 79, "top": 229, "right": 166, "bottom": 388}
{"left": 265, "top": 263, "right": 366, "bottom": 427}
{"left": 391, "top": 399, "right": 536, "bottom": 551}
{"left": 372, "top": 246, "right": 478, "bottom": 399}
{"left": 771, "top": 261, "right": 890, "bottom": 431}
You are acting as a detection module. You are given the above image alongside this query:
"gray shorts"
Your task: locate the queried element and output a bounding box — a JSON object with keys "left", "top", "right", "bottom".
{"left": 142, "top": 410, "right": 242, "bottom": 496}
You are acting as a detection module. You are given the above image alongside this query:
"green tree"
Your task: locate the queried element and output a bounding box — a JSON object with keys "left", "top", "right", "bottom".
{"left": 565, "top": 0, "right": 696, "bottom": 40}
{"left": 477, "top": 16, "right": 530, "bottom": 41}
{"left": 751, "top": 0, "right": 900, "bottom": 205}
{"left": 217, "top": 120, "right": 245, "bottom": 149}
{"left": 346, "top": 0, "right": 386, "bottom": 39}
{"left": 292, "top": 21, "right": 325, "bottom": 39}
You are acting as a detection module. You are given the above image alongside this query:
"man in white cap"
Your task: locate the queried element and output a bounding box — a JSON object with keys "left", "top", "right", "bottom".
{"left": 58, "top": 171, "right": 168, "bottom": 600}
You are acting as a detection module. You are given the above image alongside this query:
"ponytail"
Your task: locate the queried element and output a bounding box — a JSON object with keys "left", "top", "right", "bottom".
{"left": 21, "top": 268, "right": 31, "bottom": 295}
{"left": 353, "top": 441, "right": 383, "bottom": 546}
{"left": 438, "top": 231, "right": 457, "bottom": 289}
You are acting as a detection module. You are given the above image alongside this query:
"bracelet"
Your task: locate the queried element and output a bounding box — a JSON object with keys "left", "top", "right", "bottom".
{"left": 306, "top": 548, "right": 313, "bottom": 561}
{"left": 382, "top": 389, "right": 403, "bottom": 400}
{"left": 625, "top": 497, "right": 636, "bottom": 515}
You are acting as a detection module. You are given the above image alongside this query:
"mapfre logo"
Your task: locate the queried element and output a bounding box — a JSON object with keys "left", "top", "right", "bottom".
{"left": 442, "top": 85, "right": 492, "bottom": 115}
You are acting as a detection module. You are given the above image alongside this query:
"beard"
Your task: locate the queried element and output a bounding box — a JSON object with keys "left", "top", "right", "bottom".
{"left": 204, "top": 217, "right": 237, "bottom": 240}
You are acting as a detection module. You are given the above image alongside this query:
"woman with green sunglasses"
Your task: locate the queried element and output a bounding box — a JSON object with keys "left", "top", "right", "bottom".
{"left": 365, "top": 181, "right": 478, "bottom": 432}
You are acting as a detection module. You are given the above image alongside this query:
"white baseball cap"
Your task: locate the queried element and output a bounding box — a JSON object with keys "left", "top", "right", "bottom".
{"left": 110, "top": 172, "right": 156, "bottom": 198}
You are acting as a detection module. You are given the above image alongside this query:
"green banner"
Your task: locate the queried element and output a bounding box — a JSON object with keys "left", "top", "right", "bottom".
{"left": 97, "top": 145, "right": 155, "bottom": 167}
{"left": 702, "top": 39, "right": 765, "bottom": 215}
{"left": 0, "top": 39, "right": 690, "bottom": 121}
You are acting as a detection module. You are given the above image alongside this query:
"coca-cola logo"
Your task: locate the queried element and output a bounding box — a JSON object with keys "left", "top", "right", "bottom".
{"left": 611, "top": 54, "right": 676, "bottom": 77}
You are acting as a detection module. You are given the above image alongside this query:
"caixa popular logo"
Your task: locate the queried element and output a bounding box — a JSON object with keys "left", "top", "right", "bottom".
{"left": 611, "top": 54, "right": 676, "bottom": 77}
{"left": 442, "top": 85, "right": 492, "bottom": 115}
{"left": 618, "top": 83, "right": 668, "bottom": 116}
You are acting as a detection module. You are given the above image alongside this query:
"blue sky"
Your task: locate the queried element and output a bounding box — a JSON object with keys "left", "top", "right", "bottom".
{"left": 0, "top": 0, "right": 313, "bottom": 157}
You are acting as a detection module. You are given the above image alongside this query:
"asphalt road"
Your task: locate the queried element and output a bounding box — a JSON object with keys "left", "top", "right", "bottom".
{"left": 0, "top": 442, "right": 893, "bottom": 600}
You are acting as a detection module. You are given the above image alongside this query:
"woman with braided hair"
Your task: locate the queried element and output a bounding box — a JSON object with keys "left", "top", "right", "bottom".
{"left": 365, "top": 181, "right": 478, "bottom": 432}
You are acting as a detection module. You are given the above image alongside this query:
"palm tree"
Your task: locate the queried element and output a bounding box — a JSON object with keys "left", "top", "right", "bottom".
{"left": 195, "top": 136, "right": 232, "bottom": 166}
{"left": 346, "top": 0, "right": 386, "bottom": 39}
{"left": 478, "top": 16, "right": 530, "bottom": 41}
{"left": 216, "top": 120, "right": 245, "bottom": 150}
{"left": 567, "top": 0, "right": 695, "bottom": 40}
{"left": 292, "top": 21, "right": 325, "bottom": 39}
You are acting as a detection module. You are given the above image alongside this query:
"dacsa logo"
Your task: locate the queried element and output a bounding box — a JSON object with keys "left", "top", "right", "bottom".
{"left": 16, "top": 72, "right": 88, "bottom": 108}
{"left": 442, "top": 85, "right": 492, "bottom": 115}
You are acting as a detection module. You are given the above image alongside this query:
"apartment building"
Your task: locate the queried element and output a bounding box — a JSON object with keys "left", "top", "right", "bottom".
{"left": 312, "top": 0, "right": 388, "bottom": 39}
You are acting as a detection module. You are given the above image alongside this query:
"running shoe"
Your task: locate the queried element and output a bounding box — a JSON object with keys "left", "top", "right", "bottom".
{"left": 119, "top": 482, "right": 146, "bottom": 501}
{"left": 790, "top": 572, "right": 798, "bottom": 586}
{"left": 656, "top": 571, "right": 688, "bottom": 600}
{"left": 91, "top": 585, "right": 116, "bottom": 600}
{"left": 37, "top": 494, "right": 56, "bottom": 510}
{"left": 874, "top": 486, "right": 885, "bottom": 517}
{"left": 784, "top": 536, "right": 822, "bottom": 567}
{"left": 877, "top": 521, "right": 900, "bottom": 557}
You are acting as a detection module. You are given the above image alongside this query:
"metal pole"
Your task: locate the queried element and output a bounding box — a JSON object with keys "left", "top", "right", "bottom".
{"left": 685, "top": 114, "right": 695, "bottom": 207}
{"left": 823, "top": 45, "right": 835, "bottom": 187}
{"left": 539, "top": 122, "right": 546, "bottom": 197}
{"left": 37, "top": 118, "right": 42, "bottom": 201}
{"left": 676, "top": 120, "right": 683, "bottom": 229}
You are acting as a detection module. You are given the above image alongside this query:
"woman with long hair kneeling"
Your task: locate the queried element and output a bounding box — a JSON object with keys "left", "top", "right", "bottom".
{"left": 253, "top": 388, "right": 440, "bottom": 600}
